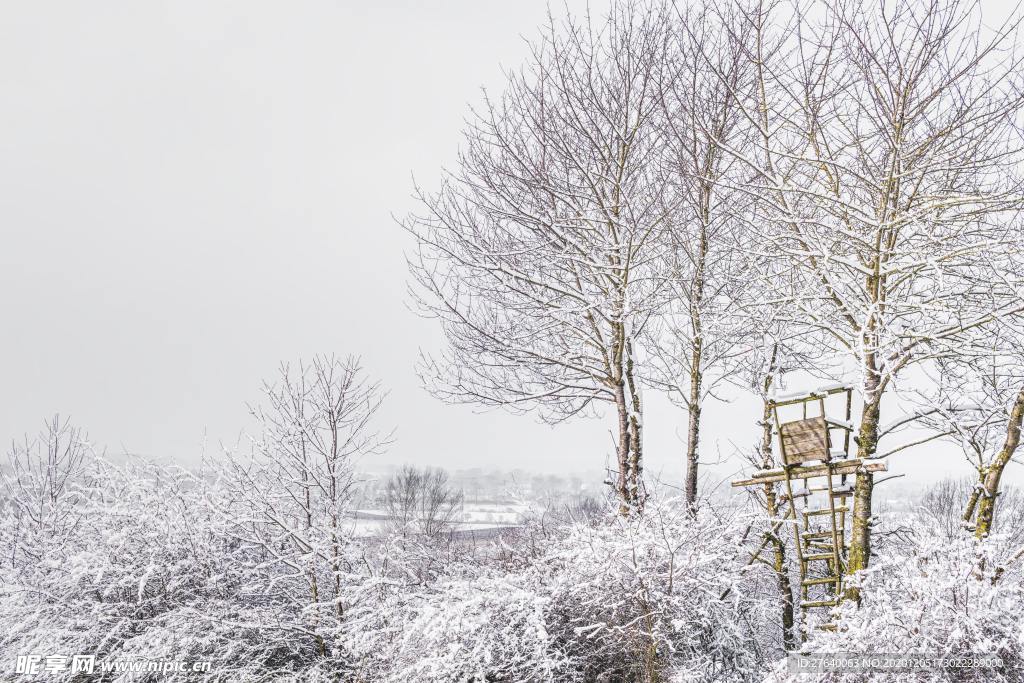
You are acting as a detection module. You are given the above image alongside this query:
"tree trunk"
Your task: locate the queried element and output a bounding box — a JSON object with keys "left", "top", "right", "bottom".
{"left": 963, "top": 477, "right": 983, "bottom": 523}
{"left": 300, "top": 429, "right": 325, "bottom": 657}
{"left": 611, "top": 332, "right": 644, "bottom": 515}
{"left": 684, "top": 353, "right": 702, "bottom": 512}
{"left": 765, "top": 483, "right": 796, "bottom": 650}
{"left": 625, "top": 339, "right": 645, "bottom": 512}
{"left": 847, "top": 390, "right": 880, "bottom": 603}
{"left": 309, "top": 574, "right": 326, "bottom": 657}
{"left": 758, "top": 346, "right": 795, "bottom": 650}
{"left": 975, "top": 388, "right": 1024, "bottom": 537}
{"left": 683, "top": 217, "right": 708, "bottom": 513}
{"left": 330, "top": 523, "right": 344, "bottom": 621}
{"left": 614, "top": 379, "right": 634, "bottom": 515}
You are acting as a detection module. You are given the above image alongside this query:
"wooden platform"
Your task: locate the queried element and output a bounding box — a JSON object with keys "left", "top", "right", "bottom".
{"left": 731, "top": 458, "right": 887, "bottom": 488}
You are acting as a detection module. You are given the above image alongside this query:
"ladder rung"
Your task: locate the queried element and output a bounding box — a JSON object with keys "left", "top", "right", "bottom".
{"left": 804, "top": 536, "right": 843, "bottom": 544}
{"left": 801, "top": 599, "right": 840, "bottom": 608}
{"left": 808, "top": 486, "right": 853, "bottom": 497}
{"left": 801, "top": 531, "right": 833, "bottom": 540}
{"left": 801, "top": 576, "right": 841, "bottom": 586}
{"left": 805, "top": 542, "right": 841, "bottom": 552}
{"left": 803, "top": 507, "right": 848, "bottom": 516}
{"left": 818, "top": 623, "right": 838, "bottom": 631}
{"left": 803, "top": 552, "right": 838, "bottom": 561}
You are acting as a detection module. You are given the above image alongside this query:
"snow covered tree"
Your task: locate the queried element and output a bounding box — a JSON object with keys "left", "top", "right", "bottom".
{"left": 727, "top": 0, "right": 1024, "bottom": 590}
{"left": 913, "top": 318, "right": 1024, "bottom": 538}
{"left": 406, "top": 1, "right": 676, "bottom": 513}
{"left": 219, "top": 355, "right": 392, "bottom": 660}
{"left": 738, "top": 340, "right": 794, "bottom": 650}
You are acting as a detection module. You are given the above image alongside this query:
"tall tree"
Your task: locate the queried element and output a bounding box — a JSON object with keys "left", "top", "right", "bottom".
{"left": 407, "top": 1, "right": 675, "bottom": 512}
{"left": 643, "top": 0, "right": 754, "bottom": 510}
{"left": 727, "top": 0, "right": 1024, "bottom": 591}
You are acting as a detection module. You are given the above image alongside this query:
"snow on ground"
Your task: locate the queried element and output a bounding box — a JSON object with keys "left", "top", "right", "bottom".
{"left": 345, "top": 501, "right": 529, "bottom": 537}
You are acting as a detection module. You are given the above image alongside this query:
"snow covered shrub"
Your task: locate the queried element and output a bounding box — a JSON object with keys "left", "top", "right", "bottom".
{"left": 771, "top": 525, "right": 1024, "bottom": 683}
{"left": 0, "top": 454, "right": 349, "bottom": 681}
{"left": 536, "top": 499, "right": 775, "bottom": 682}
{"left": 116, "top": 602, "right": 339, "bottom": 682}
{"left": 344, "top": 571, "right": 567, "bottom": 682}
{"left": 0, "top": 424, "right": 801, "bottom": 682}
{"left": 338, "top": 497, "right": 777, "bottom": 683}
{"left": 0, "top": 415, "right": 91, "bottom": 568}
{"left": 0, "top": 458, "right": 242, "bottom": 680}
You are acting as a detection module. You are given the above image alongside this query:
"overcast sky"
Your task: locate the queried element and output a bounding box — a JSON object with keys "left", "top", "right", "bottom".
{"left": 1, "top": 1, "right": 1016, "bottom": 492}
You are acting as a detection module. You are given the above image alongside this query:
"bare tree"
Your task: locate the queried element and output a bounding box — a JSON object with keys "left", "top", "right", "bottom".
{"left": 1, "top": 415, "right": 91, "bottom": 567}
{"left": 219, "top": 355, "right": 392, "bottom": 657}
{"left": 383, "top": 465, "right": 420, "bottom": 536}
{"left": 642, "top": 0, "right": 755, "bottom": 511}
{"left": 383, "top": 465, "right": 464, "bottom": 538}
{"left": 724, "top": 0, "right": 1024, "bottom": 592}
{"left": 918, "top": 478, "right": 978, "bottom": 542}
{"left": 406, "top": 1, "right": 677, "bottom": 513}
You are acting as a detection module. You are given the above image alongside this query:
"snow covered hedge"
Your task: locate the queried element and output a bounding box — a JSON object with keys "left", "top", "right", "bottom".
{"left": 345, "top": 572, "right": 564, "bottom": 682}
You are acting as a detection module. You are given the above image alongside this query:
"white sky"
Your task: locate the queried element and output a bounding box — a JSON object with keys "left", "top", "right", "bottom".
{"left": 1, "top": 0, "right": 1017, "bottom": 493}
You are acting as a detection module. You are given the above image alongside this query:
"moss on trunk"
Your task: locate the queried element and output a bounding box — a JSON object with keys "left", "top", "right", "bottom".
{"left": 847, "top": 394, "right": 880, "bottom": 602}
{"left": 975, "top": 389, "right": 1024, "bottom": 537}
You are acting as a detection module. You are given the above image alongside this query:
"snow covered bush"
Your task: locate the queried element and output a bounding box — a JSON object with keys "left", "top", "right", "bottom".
{"left": 766, "top": 522, "right": 1024, "bottom": 683}
{"left": 0, "top": 457, "right": 249, "bottom": 680}
{"left": 536, "top": 501, "right": 775, "bottom": 682}
{"left": 338, "top": 497, "right": 776, "bottom": 683}
{"left": 0, "top": 451, "right": 355, "bottom": 681}
{"left": 27, "top": 432, "right": 1024, "bottom": 683}
{"left": 16, "top": 444, "right": 1023, "bottom": 683}
{"left": 344, "top": 571, "right": 567, "bottom": 682}
{"left": 0, "top": 415, "right": 91, "bottom": 568}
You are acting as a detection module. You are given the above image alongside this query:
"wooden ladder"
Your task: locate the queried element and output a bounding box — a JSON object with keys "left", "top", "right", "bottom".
{"left": 772, "top": 388, "right": 855, "bottom": 627}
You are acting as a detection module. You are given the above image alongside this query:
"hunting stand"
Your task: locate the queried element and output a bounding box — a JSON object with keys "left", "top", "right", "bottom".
{"left": 731, "top": 384, "right": 887, "bottom": 631}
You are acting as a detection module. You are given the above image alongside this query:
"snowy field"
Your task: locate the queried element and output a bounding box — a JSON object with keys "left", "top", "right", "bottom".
{"left": 345, "top": 502, "right": 527, "bottom": 538}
